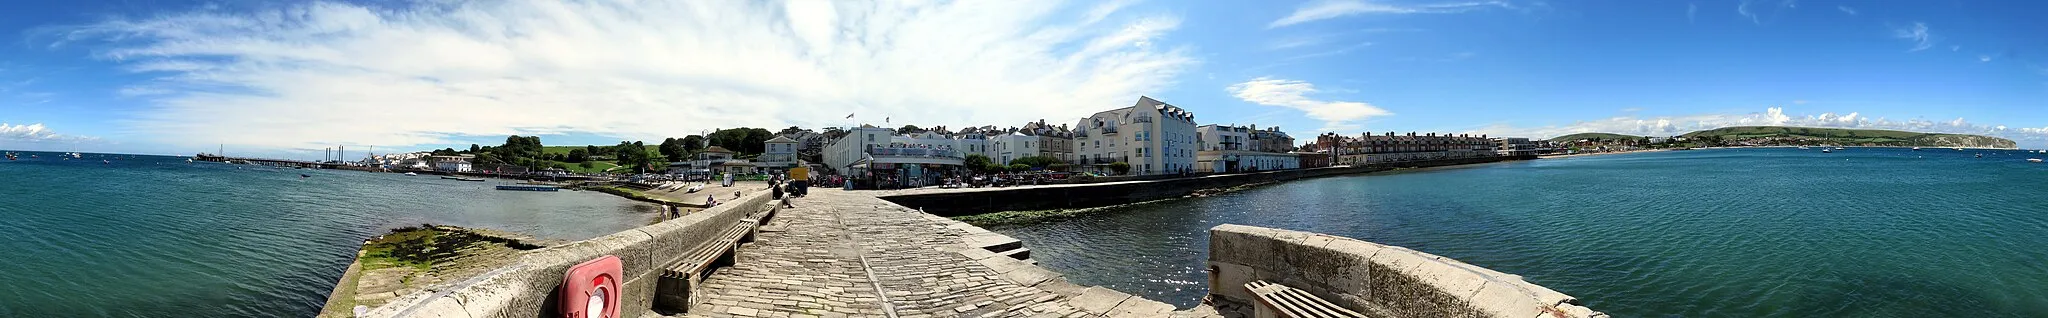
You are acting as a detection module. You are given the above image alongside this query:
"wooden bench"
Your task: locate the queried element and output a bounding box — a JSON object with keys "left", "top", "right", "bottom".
{"left": 654, "top": 219, "right": 758, "bottom": 312}
{"left": 740, "top": 201, "right": 783, "bottom": 242}
{"left": 1246, "top": 280, "right": 1364, "bottom": 318}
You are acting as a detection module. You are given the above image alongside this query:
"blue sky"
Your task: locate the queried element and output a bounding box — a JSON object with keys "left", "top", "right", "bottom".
{"left": 1, "top": 0, "right": 2044, "bottom": 158}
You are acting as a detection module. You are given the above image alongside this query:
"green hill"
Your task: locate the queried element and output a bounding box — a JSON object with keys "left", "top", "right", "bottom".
{"left": 1548, "top": 133, "right": 1648, "bottom": 142}
{"left": 1681, "top": 126, "right": 2014, "bottom": 148}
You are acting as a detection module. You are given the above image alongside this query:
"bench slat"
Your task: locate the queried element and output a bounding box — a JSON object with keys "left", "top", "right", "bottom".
{"left": 1245, "top": 280, "right": 1363, "bottom": 318}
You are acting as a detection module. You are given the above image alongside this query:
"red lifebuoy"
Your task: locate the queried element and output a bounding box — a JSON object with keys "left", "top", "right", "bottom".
{"left": 561, "top": 255, "right": 623, "bottom": 318}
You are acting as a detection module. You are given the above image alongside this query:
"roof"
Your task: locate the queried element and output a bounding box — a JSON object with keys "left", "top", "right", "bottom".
{"left": 703, "top": 146, "right": 735, "bottom": 153}
{"left": 765, "top": 136, "right": 796, "bottom": 143}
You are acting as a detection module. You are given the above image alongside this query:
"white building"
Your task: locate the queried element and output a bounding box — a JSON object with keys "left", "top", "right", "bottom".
{"left": 429, "top": 155, "right": 473, "bottom": 172}
{"left": 1494, "top": 137, "right": 1541, "bottom": 157}
{"left": 1194, "top": 151, "right": 1300, "bottom": 173}
{"left": 1073, "top": 96, "right": 1199, "bottom": 175}
{"left": 988, "top": 132, "right": 1041, "bottom": 165}
{"left": 756, "top": 136, "right": 800, "bottom": 170}
{"left": 1196, "top": 124, "right": 1252, "bottom": 151}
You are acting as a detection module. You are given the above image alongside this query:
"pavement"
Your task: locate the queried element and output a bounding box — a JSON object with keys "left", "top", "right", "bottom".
{"left": 659, "top": 188, "right": 1223, "bottom": 318}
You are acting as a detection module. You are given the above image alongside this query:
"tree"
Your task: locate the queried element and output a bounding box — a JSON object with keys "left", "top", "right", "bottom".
{"left": 578, "top": 161, "right": 595, "bottom": 169}
{"left": 681, "top": 135, "right": 705, "bottom": 153}
{"left": 431, "top": 148, "right": 458, "bottom": 156}
{"left": 658, "top": 137, "right": 686, "bottom": 161}
{"left": 1109, "top": 162, "right": 1131, "bottom": 175}
{"left": 898, "top": 125, "right": 923, "bottom": 134}
{"left": 1007, "top": 164, "right": 1030, "bottom": 172}
{"left": 963, "top": 154, "right": 994, "bottom": 173}
{"left": 615, "top": 141, "right": 653, "bottom": 173}
{"left": 468, "top": 144, "right": 481, "bottom": 153}
{"left": 566, "top": 149, "right": 589, "bottom": 163}
{"left": 706, "top": 128, "right": 775, "bottom": 155}
{"left": 1007, "top": 155, "right": 1060, "bottom": 168}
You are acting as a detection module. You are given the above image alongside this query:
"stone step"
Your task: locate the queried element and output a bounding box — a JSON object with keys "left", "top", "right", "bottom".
{"left": 998, "top": 247, "right": 1032, "bottom": 260}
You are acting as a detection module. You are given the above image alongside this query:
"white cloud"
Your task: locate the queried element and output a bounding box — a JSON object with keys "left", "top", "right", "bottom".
{"left": 1837, "top": 5, "right": 1857, "bottom": 15}
{"left": 1737, "top": 0, "right": 1798, "bottom": 25}
{"left": 0, "top": 122, "right": 93, "bottom": 142}
{"left": 1893, "top": 22, "right": 1933, "bottom": 52}
{"left": 1227, "top": 77, "right": 1391, "bottom": 132}
{"left": 1269, "top": 0, "right": 1509, "bottom": 28}
{"left": 1463, "top": 107, "right": 2048, "bottom": 144}
{"left": 1979, "top": 55, "right": 1993, "bottom": 62}
{"left": 59, "top": 0, "right": 1196, "bottom": 151}
{"left": 1687, "top": 3, "right": 1697, "bottom": 24}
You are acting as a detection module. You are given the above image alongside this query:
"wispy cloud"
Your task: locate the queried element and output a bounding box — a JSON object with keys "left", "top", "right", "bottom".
{"left": 51, "top": 1, "right": 1197, "bottom": 150}
{"left": 1736, "top": 0, "right": 1798, "bottom": 25}
{"left": 1836, "top": 5, "right": 1858, "bottom": 15}
{"left": 1687, "top": 3, "right": 1698, "bottom": 24}
{"left": 1269, "top": 0, "right": 1510, "bottom": 28}
{"left": 1893, "top": 22, "right": 1934, "bottom": 52}
{"left": 1980, "top": 55, "right": 1993, "bottom": 62}
{"left": 1463, "top": 107, "right": 2048, "bottom": 144}
{"left": 0, "top": 123, "right": 94, "bottom": 142}
{"left": 1268, "top": 34, "right": 1334, "bottom": 50}
{"left": 1228, "top": 77, "right": 1392, "bottom": 132}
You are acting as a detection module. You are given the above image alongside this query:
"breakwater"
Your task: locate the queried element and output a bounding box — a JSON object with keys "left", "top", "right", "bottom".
{"left": 879, "top": 156, "right": 1513, "bottom": 216}
{"left": 358, "top": 188, "right": 779, "bottom": 318}
{"left": 1207, "top": 224, "right": 1604, "bottom": 317}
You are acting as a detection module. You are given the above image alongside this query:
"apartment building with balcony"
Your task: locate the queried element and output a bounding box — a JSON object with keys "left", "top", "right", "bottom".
{"left": 1073, "top": 96, "right": 1199, "bottom": 175}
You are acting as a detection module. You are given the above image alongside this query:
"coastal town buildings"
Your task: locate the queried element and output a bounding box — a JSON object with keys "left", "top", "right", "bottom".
{"left": 823, "top": 126, "right": 970, "bottom": 187}
{"left": 667, "top": 146, "right": 743, "bottom": 175}
{"left": 1194, "top": 124, "right": 1304, "bottom": 173}
{"left": 1073, "top": 96, "right": 1199, "bottom": 175}
{"left": 1317, "top": 132, "right": 1497, "bottom": 165}
{"left": 1292, "top": 151, "right": 1331, "bottom": 168}
{"left": 989, "top": 132, "right": 1040, "bottom": 165}
{"left": 428, "top": 155, "right": 474, "bottom": 172}
{"left": 1019, "top": 120, "right": 1075, "bottom": 163}
{"left": 1249, "top": 126, "right": 1296, "bottom": 153}
{"left": 1493, "top": 137, "right": 1543, "bottom": 157}
{"left": 754, "top": 136, "right": 800, "bottom": 170}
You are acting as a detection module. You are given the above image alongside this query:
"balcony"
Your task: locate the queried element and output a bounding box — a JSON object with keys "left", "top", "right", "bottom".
{"left": 1079, "top": 157, "right": 1128, "bottom": 165}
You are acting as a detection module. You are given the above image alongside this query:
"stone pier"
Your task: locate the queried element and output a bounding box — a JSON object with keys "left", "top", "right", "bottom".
{"left": 672, "top": 189, "right": 1215, "bottom": 318}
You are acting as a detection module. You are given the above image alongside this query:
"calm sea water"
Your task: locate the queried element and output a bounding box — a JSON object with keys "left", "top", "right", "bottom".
{"left": 988, "top": 147, "right": 2048, "bottom": 317}
{"left": 0, "top": 151, "right": 658, "bottom": 317}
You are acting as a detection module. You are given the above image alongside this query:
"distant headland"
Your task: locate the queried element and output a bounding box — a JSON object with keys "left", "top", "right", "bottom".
{"left": 1550, "top": 126, "right": 2017, "bottom": 149}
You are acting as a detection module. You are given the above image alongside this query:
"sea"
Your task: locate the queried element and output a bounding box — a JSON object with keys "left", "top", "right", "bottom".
{"left": 0, "top": 151, "right": 659, "bottom": 317}
{"left": 987, "top": 147, "right": 2048, "bottom": 317}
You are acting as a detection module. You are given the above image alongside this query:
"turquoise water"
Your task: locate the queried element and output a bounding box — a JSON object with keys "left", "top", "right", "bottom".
{"left": 0, "top": 152, "right": 658, "bottom": 317}
{"left": 988, "top": 147, "right": 2048, "bottom": 317}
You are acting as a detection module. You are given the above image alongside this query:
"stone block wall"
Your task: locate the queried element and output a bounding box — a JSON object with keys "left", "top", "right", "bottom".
{"left": 1207, "top": 224, "right": 1604, "bottom": 318}
{"left": 362, "top": 190, "right": 779, "bottom": 318}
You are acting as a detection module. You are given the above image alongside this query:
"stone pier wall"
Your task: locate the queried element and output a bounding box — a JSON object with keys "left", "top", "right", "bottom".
{"left": 1207, "top": 224, "right": 1605, "bottom": 318}
{"left": 881, "top": 156, "right": 1512, "bottom": 216}
{"left": 360, "top": 190, "right": 779, "bottom": 318}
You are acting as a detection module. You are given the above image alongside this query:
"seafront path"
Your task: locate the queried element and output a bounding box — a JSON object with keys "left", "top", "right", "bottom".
{"left": 669, "top": 188, "right": 1220, "bottom": 318}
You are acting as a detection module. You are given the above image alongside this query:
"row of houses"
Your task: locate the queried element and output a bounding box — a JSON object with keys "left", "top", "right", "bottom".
{"left": 820, "top": 96, "right": 1308, "bottom": 185}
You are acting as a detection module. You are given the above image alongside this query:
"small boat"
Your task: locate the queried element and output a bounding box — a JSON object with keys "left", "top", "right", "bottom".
{"left": 4, "top": 152, "right": 16, "bottom": 160}
{"left": 1912, "top": 147, "right": 1922, "bottom": 151}
{"left": 686, "top": 184, "right": 704, "bottom": 193}
{"left": 300, "top": 174, "right": 312, "bottom": 178}
{"left": 404, "top": 172, "right": 418, "bottom": 176}
{"left": 1797, "top": 146, "right": 1810, "bottom": 150}
{"left": 1821, "top": 149, "right": 1832, "bottom": 153}
{"left": 1954, "top": 147, "right": 1964, "bottom": 151}
{"left": 2028, "top": 158, "right": 2044, "bottom": 163}
{"left": 1975, "top": 154, "right": 1983, "bottom": 158}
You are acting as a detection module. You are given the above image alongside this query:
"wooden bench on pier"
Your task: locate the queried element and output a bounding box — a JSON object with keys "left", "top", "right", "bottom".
{"left": 654, "top": 218, "right": 759, "bottom": 312}
{"left": 1246, "top": 280, "right": 1364, "bottom": 318}
{"left": 739, "top": 199, "right": 783, "bottom": 242}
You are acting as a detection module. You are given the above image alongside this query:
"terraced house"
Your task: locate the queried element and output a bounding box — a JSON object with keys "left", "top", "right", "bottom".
{"left": 1316, "top": 132, "right": 1498, "bottom": 165}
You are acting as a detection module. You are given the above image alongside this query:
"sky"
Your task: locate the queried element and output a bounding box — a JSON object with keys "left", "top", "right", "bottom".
{"left": 1, "top": 0, "right": 2045, "bottom": 158}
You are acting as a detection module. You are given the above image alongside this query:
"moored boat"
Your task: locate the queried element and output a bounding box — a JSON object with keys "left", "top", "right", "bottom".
{"left": 1912, "top": 147, "right": 1922, "bottom": 151}
{"left": 403, "top": 172, "right": 418, "bottom": 176}
{"left": 2028, "top": 158, "right": 2043, "bottom": 163}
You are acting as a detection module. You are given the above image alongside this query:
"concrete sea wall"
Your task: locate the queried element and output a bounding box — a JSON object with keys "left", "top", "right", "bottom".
{"left": 1208, "top": 224, "right": 1604, "bottom": 318}
{"left": 881, "top": 156, "right": 1511, "bottom": 216}
{"left": 360, "top": 190, "right": 778, "bottom": 318}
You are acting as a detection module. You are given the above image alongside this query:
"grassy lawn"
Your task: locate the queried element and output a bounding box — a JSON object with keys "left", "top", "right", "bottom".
{"left": 560, "top": 161, "right": 621, "bottom": 174}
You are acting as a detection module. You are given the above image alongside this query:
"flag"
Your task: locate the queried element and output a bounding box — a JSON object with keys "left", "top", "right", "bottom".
{"left": 846, "top": 113, "right": 855, "bottom": 119}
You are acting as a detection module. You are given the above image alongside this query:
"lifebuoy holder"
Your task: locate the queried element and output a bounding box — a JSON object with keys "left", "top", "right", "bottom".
{"left": 561, "top": 255, "right": 623, "bottom": 318}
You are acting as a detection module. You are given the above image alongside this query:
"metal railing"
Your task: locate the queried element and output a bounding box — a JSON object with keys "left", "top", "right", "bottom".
{"left": 866, "top": 148, "right": 963, "bottom": 159}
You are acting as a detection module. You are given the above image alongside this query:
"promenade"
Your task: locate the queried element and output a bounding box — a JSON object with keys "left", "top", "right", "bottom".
{"left": 672, "top": 189, "right": 1218, "bottom": 318}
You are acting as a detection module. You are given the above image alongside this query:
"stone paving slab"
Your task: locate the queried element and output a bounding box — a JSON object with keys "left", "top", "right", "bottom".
{"left": 663, "top": 189, "right": 1220, "bottom": 318}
